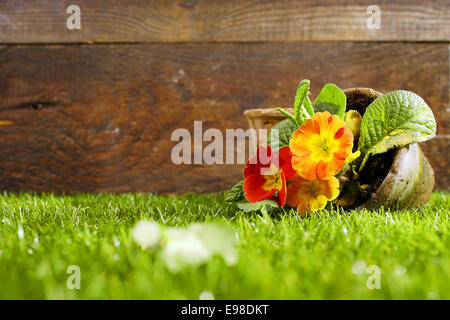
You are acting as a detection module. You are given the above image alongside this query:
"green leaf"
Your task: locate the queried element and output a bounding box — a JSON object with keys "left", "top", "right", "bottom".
{"left": 359, "top": 90, "right": 436, "bottom": 170}
{"left": 313, "top": 83, "right": 346, "bottom": 119}
{"left": 293, "top": 79, "right": 314, "bottom": 125}
{"left": 237, "top": 199, "right": 280, "bottom": 213}
{"left": 304, "top": 96, "right": 314, "bottom": 117}
{"left": 225, "top": 180, "right": 245, "bottom": 203}
{"left": 276, "top": 107, "right": 297, "bottom": 124}
{"left": 268, "top": 118, "right": 298, "bottom": 152}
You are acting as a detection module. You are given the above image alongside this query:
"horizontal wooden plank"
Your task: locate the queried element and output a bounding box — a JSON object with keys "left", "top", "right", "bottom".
{"left": 0, "top": 0, "right": 449, "bottom": 43}
{"left": 0, "top": 42, "right": 448, "bottom": 193}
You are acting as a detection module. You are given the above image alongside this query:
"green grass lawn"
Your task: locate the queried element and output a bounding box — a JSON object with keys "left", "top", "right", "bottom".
{"left": 0, "top": 191, "right": 448, "bottom": 299}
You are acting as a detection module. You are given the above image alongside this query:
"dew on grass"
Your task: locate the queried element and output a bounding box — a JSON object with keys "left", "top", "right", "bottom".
{"left": 18, "top": 227, "right": 24, "bottom": 240}
{"left": 114, "top": 240, "right": 120, "bottom": 247}
{"left": 34, "top": 237, "right": 39, "bottom": 244}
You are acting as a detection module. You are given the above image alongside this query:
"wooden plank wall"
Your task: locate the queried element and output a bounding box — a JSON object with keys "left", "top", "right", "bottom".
{"left": 0, "top": 0, "right": 448, "bottom": 193}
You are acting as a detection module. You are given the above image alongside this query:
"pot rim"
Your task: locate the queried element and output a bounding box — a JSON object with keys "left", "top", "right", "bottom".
{"left": 343, "top": 87, "right": 383, "bottom": 97}
{"left": 243, "top": 87, "right": 384, "bottom": 117}
{"left": 243, "top": 108, "right": 294, "bottom": 119}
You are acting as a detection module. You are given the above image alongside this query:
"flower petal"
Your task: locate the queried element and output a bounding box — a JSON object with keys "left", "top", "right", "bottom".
{"left": 297, "top": 200, "right": 309, "bottom": 216}
{"left": 277, "top": 171, "right": 287, "bottom": 207}
{"left": 315, "top": 160, "right": 328, "bottom": 179}
{"left": 243, "top": 175, "right": 276, "bottom": 203}
{"left": 286, "top": 175, "right": 340, "bottom": 216}
{"left": 278, "top": 146, "right": 296, "bottom": 180}
{"left": 244, "top": 144, "right": 275, "bottom": 178}
{"left": 292, "top": 156, "right": 317, "bottom": 180}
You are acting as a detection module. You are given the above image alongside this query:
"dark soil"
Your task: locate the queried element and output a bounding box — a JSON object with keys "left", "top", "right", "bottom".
{"left": 345, "top": 89, "right": 379, "bottom": 116}
{"left": 354, "top": 149, "right": 396, "bottom": 206}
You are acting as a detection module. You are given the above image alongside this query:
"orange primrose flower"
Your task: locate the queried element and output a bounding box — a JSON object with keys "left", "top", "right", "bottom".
{"left": 243, "top": 145, "right": 296, "bottom": 207}
{"left": 286, "top": 175, "right": 339, "bottom": 216}
{"left": 289, "top": 111, "right": 354, "bottom": 180}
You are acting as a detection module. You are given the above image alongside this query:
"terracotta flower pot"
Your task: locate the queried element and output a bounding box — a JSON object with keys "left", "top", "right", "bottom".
{"left": 243, "top": 107, "right": 294, "bottom": 146}
{"left": 243, "top": 88, "right": 435, "bottom": 210}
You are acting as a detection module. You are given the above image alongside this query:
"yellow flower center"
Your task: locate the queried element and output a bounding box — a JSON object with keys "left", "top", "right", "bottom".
{"left": 308, "top": 134, "right": 340, "bottom": 163}
{"left": 302, "top": 180, "right": 327, "bottom": 199}
{"left": 263, "top": 164, "right": 283, "bottom": 191}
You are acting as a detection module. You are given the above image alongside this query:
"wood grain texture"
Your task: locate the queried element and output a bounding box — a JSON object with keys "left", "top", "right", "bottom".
{"left": 0, "top": 0, "right": 449, "bottom": 43}
{"left": 0, "top": 42, "right": 448, "bottom": 193}
{"left": 420, "top": 137, "right": 450, "bottom": 190}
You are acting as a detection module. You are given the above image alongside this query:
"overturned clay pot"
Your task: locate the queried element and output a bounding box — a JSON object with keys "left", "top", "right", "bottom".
{"left": 344, "top": 88, "right": 435, "bottom": 210}
{"left": 243, "top": 87, "right": 435, "bottom": 210}
{"left": 358, "top": 143, "right": 434, "bottom": 210}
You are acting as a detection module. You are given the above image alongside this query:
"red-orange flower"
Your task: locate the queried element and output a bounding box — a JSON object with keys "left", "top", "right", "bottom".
{"left": 286, "top": 175, "right": 339, "bottom": 216}
{"left": 243, "top": 145, "right": 296, "bottom": 206}
{"left": 289, "top": 111, "right": 353, "bottom": 180}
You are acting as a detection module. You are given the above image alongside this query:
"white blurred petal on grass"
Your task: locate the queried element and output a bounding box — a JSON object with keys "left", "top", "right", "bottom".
{"left": 161, "top": 232, "right": 211, "bottom": 272}
{"left": 199, "top": 291, "right": 215, "bottom": 300}
{"left": 351, "top": 260, "right": 367, "bottom": 275}
{"left": 131, "top": 220, "right": 238, "bottom": 272}
{"left": 394, "top": 266, "right": 407, "bottom": 276}
{"left": 188, "top": 224, "right": 238, "bottom": 266}
{"left": 426, "top": 292, "right": 439, "bottom": 300}
{"left": 131, "top": 221, "right": 161, "bottom": 248}
{"left": 162, "top": 223, "right": 238, "bottom": 272}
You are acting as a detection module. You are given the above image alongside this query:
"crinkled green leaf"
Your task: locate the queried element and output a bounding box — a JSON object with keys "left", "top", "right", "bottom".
{"left": 304, "top": 96, "right": 314, "bottom": 117}
{"left": 359, "top": 90, "right": 436, "bottom": 170}
{"left": 313, "top": 83, "right": 346, "bottom": 119}
{"left": 225, "top": 180, "right": 244, "bottom": 202}
{"left": 268, "top": 118, "right": 298, "bottom": 152}
{"left": 237, "top": 199, "right": 280, "bottom": 213}
{"left": 293, "top": 79, "right": 314, "bottom": 125}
